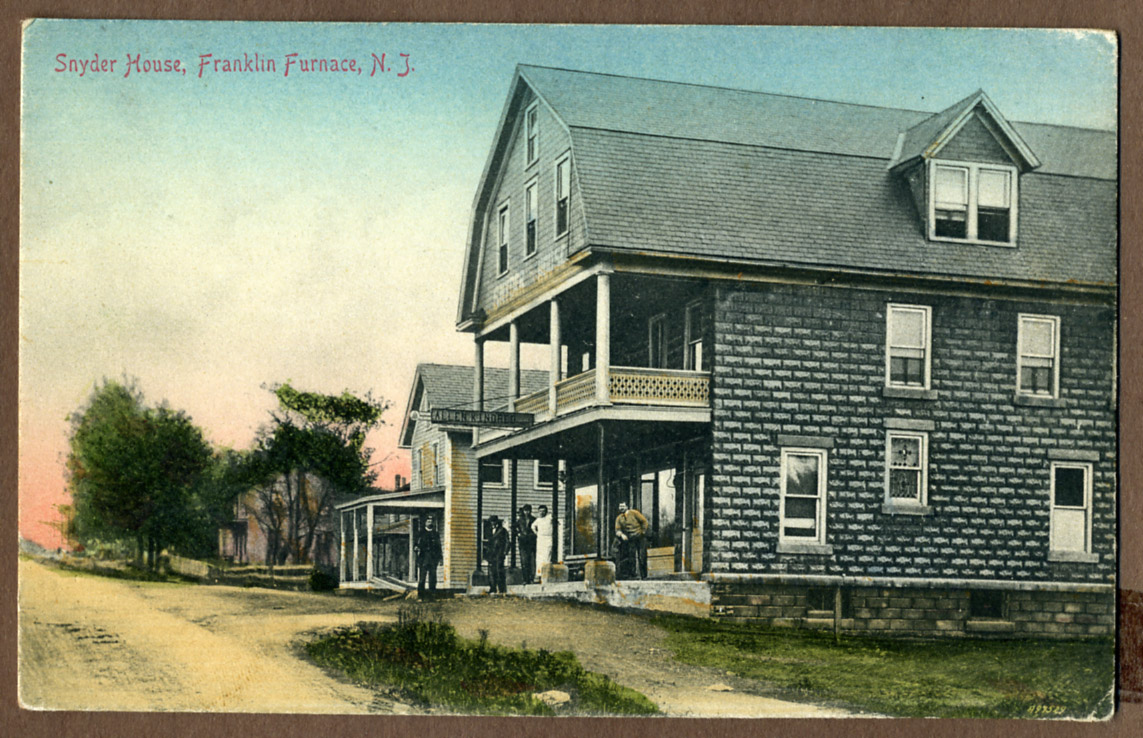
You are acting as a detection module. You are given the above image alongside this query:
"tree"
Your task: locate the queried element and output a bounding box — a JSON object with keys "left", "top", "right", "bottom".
{"left": 66, "top": 379, "right": 213, "bottom": 569}
{"left": 250, "top": 383, "right": 388, "bottom": 566}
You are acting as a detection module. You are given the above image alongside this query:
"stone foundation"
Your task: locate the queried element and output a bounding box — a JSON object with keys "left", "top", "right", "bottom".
{"left": 712, "top": 581, "right": 1114, "bottom": 638}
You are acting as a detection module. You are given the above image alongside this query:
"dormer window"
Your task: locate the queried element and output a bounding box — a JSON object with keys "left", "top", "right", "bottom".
{"left": 929, "top": 160, "right": 1016, "bottom": 245}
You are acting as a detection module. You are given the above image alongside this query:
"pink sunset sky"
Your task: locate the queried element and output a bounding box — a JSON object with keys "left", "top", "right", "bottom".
{"left": 19, "top": 22, "right": 1118, "bottom": 551}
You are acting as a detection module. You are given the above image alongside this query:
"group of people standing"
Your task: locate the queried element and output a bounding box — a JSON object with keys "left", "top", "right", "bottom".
{"left": 484, "top": 504, "right": 554, "bottom": 593}
{"left": 414, "top": 499, "right": 650, "bottom": 598}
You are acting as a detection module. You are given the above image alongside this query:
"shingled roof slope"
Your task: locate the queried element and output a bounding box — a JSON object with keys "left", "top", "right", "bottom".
{"left": 514, "top": 65, "right": 1116, "bottom": 287}
{"left": 518, "top": 65, "right": 1114, "bottom": 179}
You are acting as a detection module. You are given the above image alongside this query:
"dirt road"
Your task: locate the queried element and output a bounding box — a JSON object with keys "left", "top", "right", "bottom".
{"left": 18, "top": 558, "right": 846, "bottom": 716}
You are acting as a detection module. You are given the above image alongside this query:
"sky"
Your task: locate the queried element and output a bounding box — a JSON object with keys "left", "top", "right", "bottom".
{"left": 18, "top": 22, "right": 1118, "bottom": 548}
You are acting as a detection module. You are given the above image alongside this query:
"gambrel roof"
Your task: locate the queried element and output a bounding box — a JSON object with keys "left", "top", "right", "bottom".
{"left": 459, "top": 66, "right": 1116, "bottom": 325}
{"left": 399, "top": 364, "right": 550, "bottom": 447}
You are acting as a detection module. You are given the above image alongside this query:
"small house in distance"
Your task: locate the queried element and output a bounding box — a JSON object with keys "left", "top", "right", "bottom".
{"left": 453, "top": 65, "right": 1116, "bottom": 637}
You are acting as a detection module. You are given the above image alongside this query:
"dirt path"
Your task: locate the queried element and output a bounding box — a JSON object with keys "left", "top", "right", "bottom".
{"left": 19, "top": 559, "right": 845, "bottom": 716}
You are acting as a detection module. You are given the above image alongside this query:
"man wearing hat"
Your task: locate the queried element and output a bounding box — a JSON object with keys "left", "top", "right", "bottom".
{"left": 484, "top": 515, "right": 510, "bottom": 594}
{"left": 415, "top": 516, "right": 442, "bottom": 597}
{"left": 515, "top": 504, "right": 537, "bottom": 584}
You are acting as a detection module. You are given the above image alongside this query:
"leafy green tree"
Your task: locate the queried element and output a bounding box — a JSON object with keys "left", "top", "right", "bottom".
{"left": 250, "top": 383, "right": 389, "bottom": 565}
{"left": 66, "top": 379, "right": 213, "bottom": 569}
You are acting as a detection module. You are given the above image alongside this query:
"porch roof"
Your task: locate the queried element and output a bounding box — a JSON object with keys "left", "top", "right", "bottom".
{"left": 335, "top": 488, "right": 445, "bottom": 513}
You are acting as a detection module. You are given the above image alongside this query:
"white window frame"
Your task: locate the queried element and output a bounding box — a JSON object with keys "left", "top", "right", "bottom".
{"left": 884, "top": 430, "right": 929, "bottom": 508}
{"left": 524, "top": 179, "right": 538, "bottom": 259}
{"left": 429, "top": 440, "right": 441, "bottom": 488}
{"left": 535, "top": 460, "right": 557, "bottom": 488}
{"left": 885, "top": 303, "right": 932, "bottom": 390}
{"left": 779, "top": 448, "right": 828, "bottom": 546}
{"left": 1017, "top": 313, "right": 1060, "bottom": 398}
{"left": 648, "top": 313, "right": 667, "bottom": 369}
{"left": 928, "top": 159, "right": 1018, "bottom": 246}
{"left": 481, "top": 458, "right": 508, "bottom": 487}
{"left": 684, "top": 299, "right": 705, "bottom": 371}
{"left": 1049, "top": 461, "right": 1092, "bottom": 557}
{"left": 525, "top": 101, "right": 539, "bottom": 166}
{"left": 497, "top": 203, "right": 510, "bottom": 276}
{"left": 554, "top": 153, "right": 571, "bottom": 239}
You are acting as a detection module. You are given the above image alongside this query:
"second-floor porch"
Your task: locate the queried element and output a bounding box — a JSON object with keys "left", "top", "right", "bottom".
{"left": 467, "top": 265, "right": 714, "bottom": 456}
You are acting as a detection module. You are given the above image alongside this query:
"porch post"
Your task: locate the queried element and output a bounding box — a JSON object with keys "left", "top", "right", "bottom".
{"left": 474, "top": 338, "right": 485, "bottom": 573}
{"left": 552, "top": 460, "right": 561, "bottom": 564}
{"left": 508, "top": 321, "right": 519, "bottom": 411}
{"left": 510, "top": 459, "right": 518, "bottom": 569}
{"left": 408, "top": 516, "right": 416, "bottom": 581}
{"left": 473, "top": 338, "right": 484, "bottom": 446}
{"left": 549, "top": 299, "right": 561, "bottom": 415}
{"left": 595, "top": 272, "right": 611, "bottom": 404}
{"left": 597, "top": 422, "right": 606, "bottom": 559}
{"left": 352, "top": 509, "right": 359, "bottom": 582}
{"left": 339, "top": 510, "right": 345, "bottom": 582}
{"left": 366, "top": 504, "right": 374, "bottom": 581}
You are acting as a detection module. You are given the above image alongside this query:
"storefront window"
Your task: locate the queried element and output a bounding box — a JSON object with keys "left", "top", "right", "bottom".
{"left": 573, "top": 473, "right": 598, "bottom": 556}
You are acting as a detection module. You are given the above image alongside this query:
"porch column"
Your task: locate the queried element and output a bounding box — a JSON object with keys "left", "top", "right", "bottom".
{"left": 549, "top": 299, "right": 561, "bottom": 415}
{"left": 352, "top": 509, "right": 359, "bottom": 582}
{"left": 366, "top": 504, "right": 374, "bottom": 581}
{"left": 595, "top": 272, "right": 611, "bottom": 404}
{"left": 508, "top": 321, "right": 519, "bottom": 411}
{"left": 408, "top": 517, "right": 416, "bottom": 581}
{"left": 510, "top": 459, "right": 518, "bottom": 569}
{"left": 473, "top": 338, "right": 484, "bottom": 446}
{"left": 552, "top": 460, "right": 562, "bottom": 564}
{"left": 474, "top": 337, "right": 485, "bottom": 573}
{"left": 597, "top": 422, "right": 606, "bottom": 559}
{"left": 339, "top": 510, "right": 346, "bottom": 582}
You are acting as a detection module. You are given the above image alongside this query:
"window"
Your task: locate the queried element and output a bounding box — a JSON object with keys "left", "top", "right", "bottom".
{"left": 648, "top": 313, "right": 667, "bottom": 368}
{"left": 969, "top": 590, "right": 1006, "bottom": 619}
{"left": 480, "top": 459, "right": 506, "bottom": 486}
{"left": 497, "top": 204, "right": 509, "bottom": 275}
{"left": 555, "top": 154, "right": 570, "bottom": 238}
{"left": 525, "top": 180, "right": 538, "bottom": 257}
{"left": 886, "top": 304, "right": 931, "bottom": 389}
{"left": 430, "top": 441, "right": 442, "bottom": 488}
{"left": 525, "top": 102, "right": 538, "bottom": 165}
{"left": 930, "top": 161, "right": 1016, "bottom": 244}
{"left": 779, "top": 449, "right": 827, "bottom": 545}
{"left": 685, "top": 300, "right": 706, "bottom": 371}
{"left": 413, "top": 448, "right": 422, "bottom": 489}
{"left": 1050, "top": 462, "right": 1091, "bottom": 556}
{"left": 886, "top": 431, "right": 928, "bottom": 506}
{"left": 1017, "top": 314, "right": 1060, "bottom": 397}
{"left": 536, "top": 461, "right": 557, "bottom": 488}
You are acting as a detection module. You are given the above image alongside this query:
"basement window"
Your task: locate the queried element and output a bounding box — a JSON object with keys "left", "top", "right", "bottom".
{"left": 969, "top": 590, "right": 1006, "bottom": 619}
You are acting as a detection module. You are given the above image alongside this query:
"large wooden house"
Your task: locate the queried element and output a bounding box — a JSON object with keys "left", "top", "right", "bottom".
{"left": 454, "top": 65, "right": 1116, "bottom": 636}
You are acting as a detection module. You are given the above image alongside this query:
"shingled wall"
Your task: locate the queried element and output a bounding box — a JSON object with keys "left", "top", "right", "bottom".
{"left": 706, "top": 280, "right": 1115, "bottom": 632}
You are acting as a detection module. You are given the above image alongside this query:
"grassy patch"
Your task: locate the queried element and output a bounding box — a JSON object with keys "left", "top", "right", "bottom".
{"left": 306, "top": 605, "right": 658, "bottom": 716}
{"left": 654, "top": 615, "right": 1113, "bottom": 718}
{"left": 49, "top": 558, "right": 195, "bottom": 586}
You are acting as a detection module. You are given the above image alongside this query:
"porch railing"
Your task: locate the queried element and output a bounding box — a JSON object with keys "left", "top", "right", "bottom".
{"left": 508, "top": 366, "right": 709, "bottom": 425}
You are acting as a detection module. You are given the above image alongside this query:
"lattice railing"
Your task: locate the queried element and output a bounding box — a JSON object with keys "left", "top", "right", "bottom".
{"left": 556, "top": 371, "right": 596, "bottom": 412}
{"left": 514, "top": 389, "right": 548, "bottom": 417}
{"left": 608, "top": 367, "right": 710, "bottom": 406}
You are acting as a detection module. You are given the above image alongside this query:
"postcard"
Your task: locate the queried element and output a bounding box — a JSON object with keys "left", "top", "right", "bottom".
{"left": 18, "top": 20, "right": 1119, "bottom": 718}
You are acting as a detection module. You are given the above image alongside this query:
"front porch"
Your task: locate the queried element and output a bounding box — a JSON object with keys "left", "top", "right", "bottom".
{"left": 337, "top": 489, "right": 454, "bottom": 592}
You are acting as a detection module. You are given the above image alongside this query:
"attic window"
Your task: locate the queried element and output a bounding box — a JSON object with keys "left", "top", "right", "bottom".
{"left": 930, "top": 161, "right": 1016, "bottom": 245}
{"left": 525, "top": 102, "right": 539, "bottom": 165}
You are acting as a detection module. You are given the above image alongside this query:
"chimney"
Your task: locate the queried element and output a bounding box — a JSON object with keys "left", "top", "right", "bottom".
{"left": 395, "top": 473, "right": 403, "bottom": 491}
